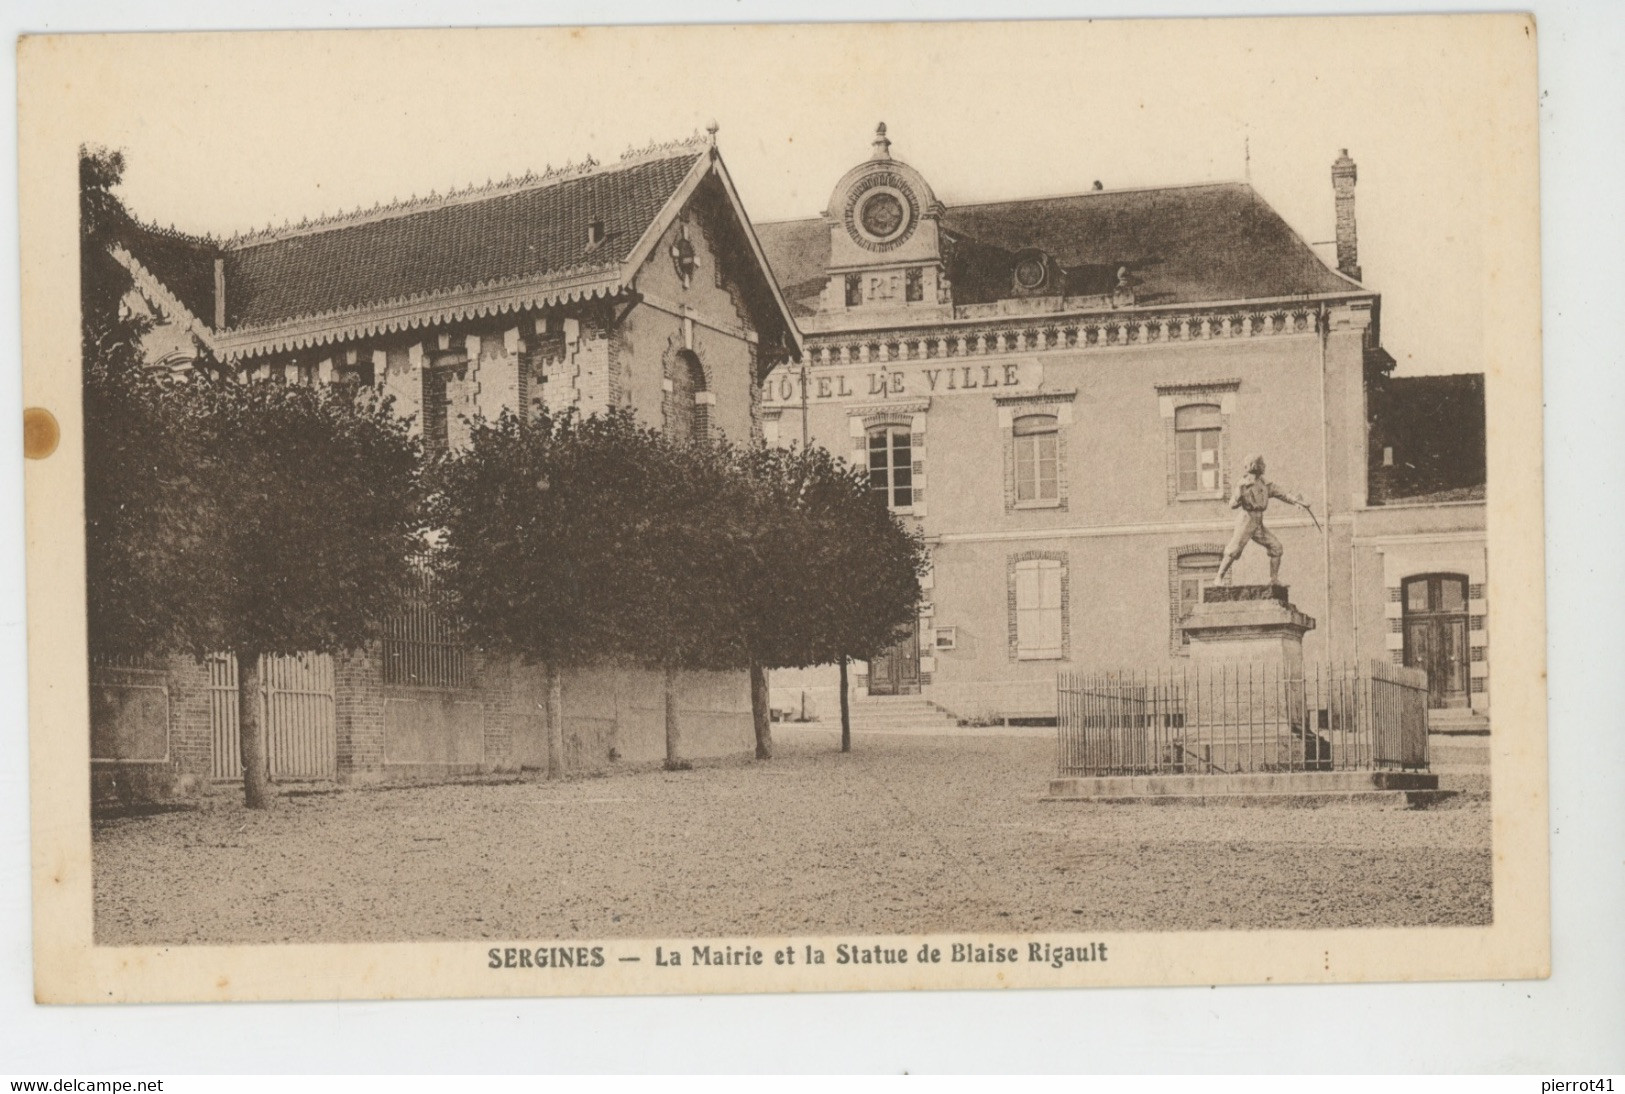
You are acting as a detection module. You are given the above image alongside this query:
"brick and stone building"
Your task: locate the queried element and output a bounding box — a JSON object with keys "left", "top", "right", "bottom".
{"left": 92, "top": 131, "right": 803, "bottom": 798}
{"left": 756, "top": 126, "right": 1488, "bottom": 752}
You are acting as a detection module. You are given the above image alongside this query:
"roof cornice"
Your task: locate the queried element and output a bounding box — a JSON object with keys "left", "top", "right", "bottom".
{"left": 214, "top": 265, "right": 625, "bottom": 361}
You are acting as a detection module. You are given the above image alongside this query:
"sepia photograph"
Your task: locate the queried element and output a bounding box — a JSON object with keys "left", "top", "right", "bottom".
{"left": 20, "top": 14, "right": 1548, "bottom": 1005}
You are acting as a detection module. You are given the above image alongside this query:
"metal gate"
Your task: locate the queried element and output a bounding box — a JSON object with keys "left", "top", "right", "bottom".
{"left": 208, "top": 652, "right": 337, "bottom": 780}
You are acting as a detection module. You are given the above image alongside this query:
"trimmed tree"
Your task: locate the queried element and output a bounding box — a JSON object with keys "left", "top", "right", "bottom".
{"left": 82, "top": 146, "right": 426, "bottom": 808}
{"left": 725, "top": 443, "right": 926, "bottom": 755}
{"left": 184, "top": 376, "right": 426, "bottom": 807}
{"left": 82, "top": 145, "right": 213, "bottom": 662}
{"left": 800, "top": 450, "right": 926, "bottom": 753}
{"left": 626, "top": 432, "right": 745, "bottom": 769}
{"left": 429, "top": 408, "right": 723, "bottom": 771}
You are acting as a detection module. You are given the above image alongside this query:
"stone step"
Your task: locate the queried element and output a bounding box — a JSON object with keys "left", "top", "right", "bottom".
{"left": 1428, "top": 710, "right": 1491, "bottom": 734}
{"left": 1044, "top": 789, "right": 1461, "bottom": 809}
{"left": 1048, "top": 770, "right": 1440, "bottom": 800}
{"left": 1435, "top": 772, "right": 1491, "bottom": 794}
{"left": 851, "top": 711, "right": 949, "bottom": 721}
{"left": 1430, "top": 741, "right": 1490, "bottom": 766}
{"left": 838, "top": 715, "right": 962, "bottom": 727}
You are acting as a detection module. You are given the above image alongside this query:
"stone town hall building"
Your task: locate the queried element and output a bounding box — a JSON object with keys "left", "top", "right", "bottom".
{"left": 92, "top": 132, "right": 802, "bottom": 797}
{"left": 756, "top": 127, "right": 1489, "bottom": 743}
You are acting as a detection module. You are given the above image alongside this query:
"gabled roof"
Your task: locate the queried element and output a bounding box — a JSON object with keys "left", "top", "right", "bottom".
{"left": 757, "top": 181, "right": 1364, "bottom": 318}
{"left": 222, "top": 149, "right": 701, "bottom": 329}
{"left": 114, "top": 135, "right": 801, "bottom": 362}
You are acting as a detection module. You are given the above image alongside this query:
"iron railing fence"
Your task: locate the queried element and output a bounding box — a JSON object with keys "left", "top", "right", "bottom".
{"left": 381, "top": 558, "right": 469, "bottom": 689}
{"left": 1057, "top": 659, "right": 1428, "bottom": 777}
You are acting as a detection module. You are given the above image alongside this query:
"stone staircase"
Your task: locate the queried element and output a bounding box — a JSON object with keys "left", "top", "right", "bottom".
{"left": 847, "top": 694, "right": 964, "bottom": 733}
{"left": 1428, "top": 708, "right": 1491, "bottom": 794}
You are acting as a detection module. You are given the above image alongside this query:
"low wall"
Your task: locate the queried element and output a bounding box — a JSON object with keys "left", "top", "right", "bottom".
{"left": 90, "top": 649, "right": 754, "bottom": 803}
{"left": 553, "top": 665, "right": 753, "bottom": 770}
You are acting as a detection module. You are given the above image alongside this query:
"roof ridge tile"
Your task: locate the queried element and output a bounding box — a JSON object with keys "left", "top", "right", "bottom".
{"left": 225, "top": 135, "right": 707, "bottom": 250}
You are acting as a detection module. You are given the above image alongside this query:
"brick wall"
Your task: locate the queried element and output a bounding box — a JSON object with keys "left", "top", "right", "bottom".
{"left": 89, "top": 653, "right": 215, "bottom": 802}
{"left": 335, "top": 645, "right": 386, "bottom": 773}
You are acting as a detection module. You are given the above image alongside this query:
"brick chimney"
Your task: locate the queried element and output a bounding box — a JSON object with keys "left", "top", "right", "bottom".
{"left": 1332, "top": 149, "right": 1361, "bottom": 281}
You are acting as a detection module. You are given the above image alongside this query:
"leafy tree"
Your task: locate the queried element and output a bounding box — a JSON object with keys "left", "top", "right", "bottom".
{"left": 719, "top": 444, "right": 924, "bottom": 756}
{"left": 81, "top": 145, "right": 212, "bottom": 661}
{"left": 626, "top": 432, "right": 744, "bottom": 767}
{"left": 153, "top": 375, "right": 425, "bottom": 807}
{"left": 429, "top": 408, "right": 736, "bottom": 770}
{"left": 432, "top": 409, "right": 617, "bottom": 774}
{"left": 431, "top": 411, "right": 926, "bottom": 766}
{"left": 80, "top": 147, "right": 144, "bottom": 376}
{"left": 82, "top": 145, "right": 425, "bottom": 809}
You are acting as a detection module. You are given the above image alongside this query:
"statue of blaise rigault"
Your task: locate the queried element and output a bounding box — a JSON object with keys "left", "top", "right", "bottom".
{"left": 1214, "top": 455, "right": 1315, "bottom": 586}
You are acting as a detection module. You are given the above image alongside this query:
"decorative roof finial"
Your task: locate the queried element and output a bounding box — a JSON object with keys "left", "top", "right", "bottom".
{"left": 872, "top": 121, "right": 891, "bottom": 160}
{"left": 705, "top": 119, "right": 720, "bottom": 148}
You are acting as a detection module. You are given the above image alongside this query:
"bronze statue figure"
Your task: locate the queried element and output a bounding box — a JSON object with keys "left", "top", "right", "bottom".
{"left": 1215, "top": 455, "right": 1315, "bottom": 586}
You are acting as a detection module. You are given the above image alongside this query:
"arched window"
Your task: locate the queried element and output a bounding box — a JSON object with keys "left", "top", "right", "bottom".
{"left": 668, "top": 349, "right": 709, "bottom": 441}
{"left": 867, "top": 424, "right": 913, "bottom": 509}
{"left": 1174, "top": 403, "right": 1222, "bottom": 495}
{"left": 1172, "top": 548, "right": 1224, "bottom": 649}
{"left": 1013, "top": 413, "right": 1059, "bottom": 504}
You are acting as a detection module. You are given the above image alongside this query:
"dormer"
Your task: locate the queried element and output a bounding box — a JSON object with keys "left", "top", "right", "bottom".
{"left": 814, "top": 124, "right": 953, "bottom": 329}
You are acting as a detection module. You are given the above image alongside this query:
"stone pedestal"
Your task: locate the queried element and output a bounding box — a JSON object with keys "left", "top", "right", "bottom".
{"left": 1181, "top": 584, "right": 1315, "bottom": 669}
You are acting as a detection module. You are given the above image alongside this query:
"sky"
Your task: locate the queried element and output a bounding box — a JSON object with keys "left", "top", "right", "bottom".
{"left": 62, "top": 18, "right": 1530, "bottom": 379}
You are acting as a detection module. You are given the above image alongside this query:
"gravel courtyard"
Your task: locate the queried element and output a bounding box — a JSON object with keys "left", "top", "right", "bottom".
{"left": 93, "top": 728, "right": 1492, "bottom": 945}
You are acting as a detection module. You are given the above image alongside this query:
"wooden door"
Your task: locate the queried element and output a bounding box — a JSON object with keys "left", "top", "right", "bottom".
{"left": 1401, "top": 575, "right": 1470, "bottom": 709}
{"left": 867, "top": 619, "right": 920, "bottom": 696}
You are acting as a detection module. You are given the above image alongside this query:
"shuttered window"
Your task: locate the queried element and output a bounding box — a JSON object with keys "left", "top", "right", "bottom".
{"left": 1015, "top": 558, "right": 1065, "bottom": 660}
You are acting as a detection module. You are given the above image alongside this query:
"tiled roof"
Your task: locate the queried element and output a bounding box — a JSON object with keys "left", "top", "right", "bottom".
{"left": 111, "top": 214, "right": 220, "bottom": 325}
{"left": 220, "top": 150, "right": 705, "bottom": 329}
{"left": 757, "top": 182, "right": 1360, "bottom": 317}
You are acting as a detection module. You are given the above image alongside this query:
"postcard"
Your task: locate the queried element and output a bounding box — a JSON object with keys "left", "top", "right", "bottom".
{"left": 21, "top": 15, "right": 1547, "bottom": 1003}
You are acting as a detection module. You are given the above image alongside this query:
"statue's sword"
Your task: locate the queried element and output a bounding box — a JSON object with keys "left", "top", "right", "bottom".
{"left": 1300, "top": 501, "right": 1323, "bottom": 532}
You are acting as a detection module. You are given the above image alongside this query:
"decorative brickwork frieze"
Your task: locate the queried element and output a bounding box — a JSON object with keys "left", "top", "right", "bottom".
{"left": 748, "top": 344, "right": 764, "bottom": 442}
